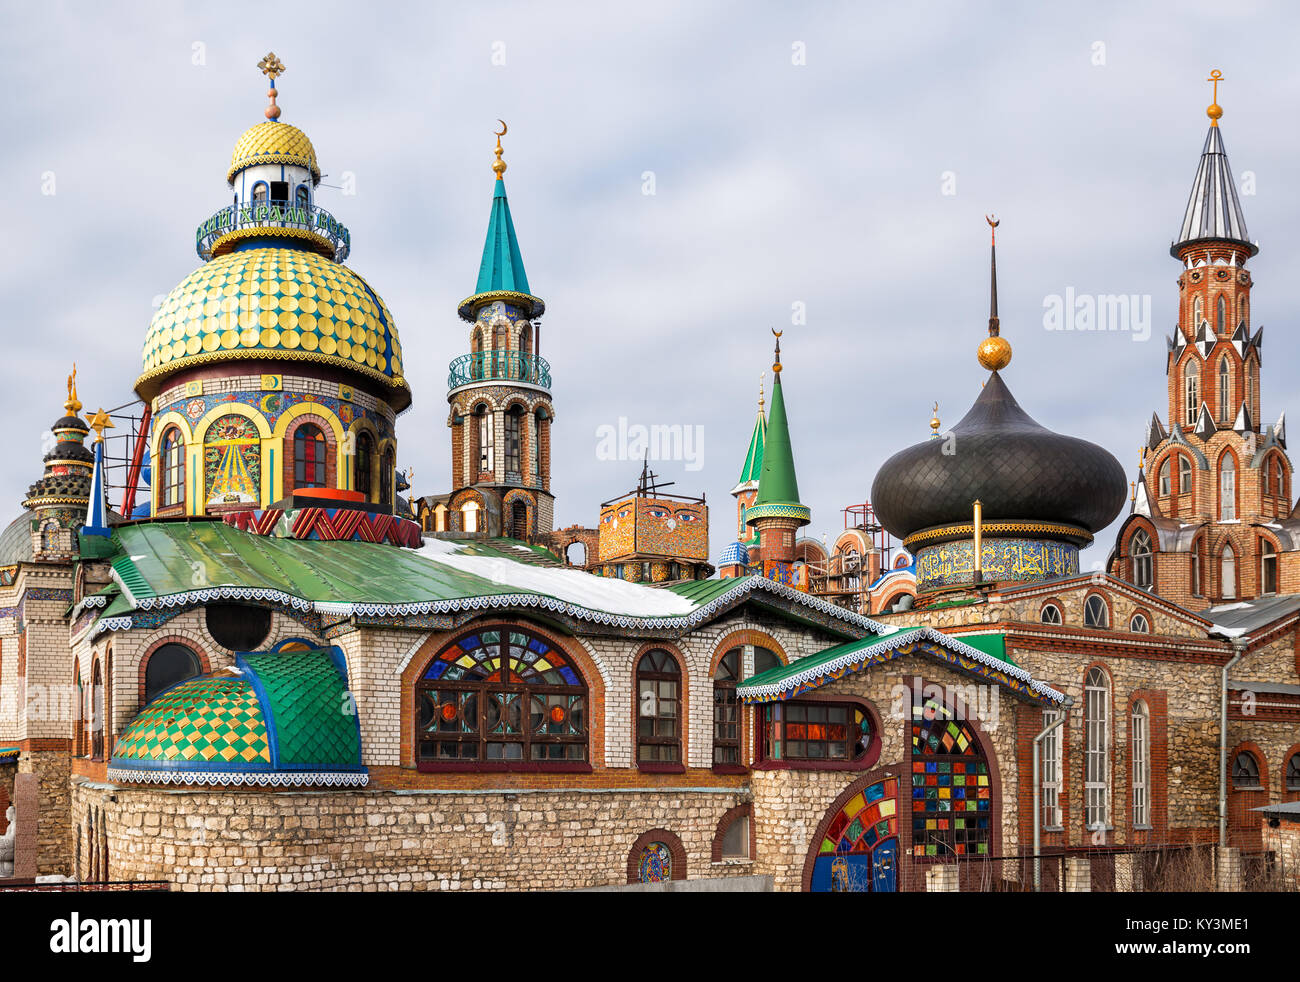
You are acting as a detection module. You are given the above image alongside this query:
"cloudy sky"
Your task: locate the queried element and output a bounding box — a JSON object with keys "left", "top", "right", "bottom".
{"left": 2, "top": 1, "right": 1298, "bottom": 570}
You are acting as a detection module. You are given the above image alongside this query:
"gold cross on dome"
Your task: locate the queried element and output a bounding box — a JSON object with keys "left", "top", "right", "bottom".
{"left": 258, "top": 53, "right": 286, "bottom": 80}
{"left": 1208, "top": 69, "right": 1223, "bottom": 104}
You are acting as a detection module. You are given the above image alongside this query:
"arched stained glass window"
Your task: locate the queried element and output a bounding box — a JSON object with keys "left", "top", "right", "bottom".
{"left": 910, "top": 697, "right": 990, "bottom": 857}
{"left": 161, "top": 427, "right": 185, "bottom": 507}
{"left": 819, "top": 777, "right": 899, "bottom": 858}
{"left": 416, "top": 627, "right": 587, "bottom": 764}
{"left": 637, "top": 841, "right": 672, "bottom": 882}
{"left": 293, "top": 424, "right": 326, "bottom": 488}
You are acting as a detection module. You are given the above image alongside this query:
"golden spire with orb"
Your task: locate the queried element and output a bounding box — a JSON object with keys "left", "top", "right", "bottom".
{"left": 493, "top": 120, "right": 508, "bottom": 179}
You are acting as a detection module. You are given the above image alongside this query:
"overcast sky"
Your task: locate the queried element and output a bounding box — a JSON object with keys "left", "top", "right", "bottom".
{"left": 2, "top": 1, "right": 1298, "bottom": 570}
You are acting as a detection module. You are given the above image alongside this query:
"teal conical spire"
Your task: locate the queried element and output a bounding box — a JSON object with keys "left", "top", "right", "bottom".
{"left": 746, "top": 334, "right": 810, "bottom": 529}
{"left": 475, "top": 178, "right": 531, "bottom": 296}
{"left": 457, "top": 123, "right": 545, "bottom": 322}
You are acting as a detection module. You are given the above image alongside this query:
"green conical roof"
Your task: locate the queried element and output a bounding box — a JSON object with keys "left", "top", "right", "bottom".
{"left": 734, "top": 407, "right": 766, "bottom": 490}
{"left": 748, "top": 372, "right": 809, "bottom": 526}
{"left": 476, "top": 179, "right": 531, "bottom": 295}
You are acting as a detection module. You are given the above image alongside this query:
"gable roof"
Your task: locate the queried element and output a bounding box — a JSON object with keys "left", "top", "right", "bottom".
{"left": 990, "top": 571, "right": 1213, "bottom": 630}
{"left": 736, "top": 628, "right": 1064, "bottom": 706}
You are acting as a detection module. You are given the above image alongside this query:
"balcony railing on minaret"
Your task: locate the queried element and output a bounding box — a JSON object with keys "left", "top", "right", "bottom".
{"left": 447, "top": 350, "right": 551, "bottom": 391}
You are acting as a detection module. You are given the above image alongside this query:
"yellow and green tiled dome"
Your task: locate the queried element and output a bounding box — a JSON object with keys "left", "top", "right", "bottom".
{"left": 227, "top": 120, "right": 320, "bottom": 183}
{"left": 108, "top": 648, "right": 366, "bottom": 787}
{"left": 135, "top": 246, "right": 409, "bottom": 408}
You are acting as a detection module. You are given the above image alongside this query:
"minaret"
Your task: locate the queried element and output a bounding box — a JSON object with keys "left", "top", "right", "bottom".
{"left": 447, "top": 123, "right": 554, "bottom": 539}
{"left": 22, "top": 367, "right": 95, "bottom": 560}
{"left": 1114, "top": 71, "right": 1291, "bottom": 605}
{"left": 1166, "top": 69, "right": 1260, "bottom": 436}
{"left": 745, "top": 331, "right": 811, "bottom": 581}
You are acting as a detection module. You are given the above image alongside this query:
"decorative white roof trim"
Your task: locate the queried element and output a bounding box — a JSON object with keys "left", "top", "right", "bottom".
{"left": 106, "top": 767, "right": 369, "bottom": 788}
{"left": 89, "top": 574, "right": 890, "bottom": 639}
{"left": 70, "top": 594, "right": 110, "bottom": 619}
{"left": 735, "top": 626, "right": 1065, "bottom": 704}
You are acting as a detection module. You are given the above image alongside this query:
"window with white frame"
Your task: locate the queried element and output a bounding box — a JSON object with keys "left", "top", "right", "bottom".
{"left": 1129, "top": 613, "right": 1150, "bottom": 633}
{"left": 1219, "top": 455, "right": 1236, "bottom": 521}
{"left": 1221, "top": 545, "right": 1236, "bottom": 600}
{"left": 1084, "top": 595, "right": 1109, "bottom": 629}
{"left": 1040, "top": 603, "right": 1062, "bottom": 625}
{"left": 1132, "top": 700, "right": 1150, "bottom": 828}
{"left": 1184, "top": 360, "right": 1199, "bottom": 427}
{"left": 1179, "top": 456, "right": 1193, "bottom": 495}
{"left": 1042, "top": 709, "right": 1062, "bottom": 829}
{"left": 1084, "top": 667, "right": 1110, "bottom": 831}
{"left": 1130, "top": 529, "right": 1152, "bottom": 591}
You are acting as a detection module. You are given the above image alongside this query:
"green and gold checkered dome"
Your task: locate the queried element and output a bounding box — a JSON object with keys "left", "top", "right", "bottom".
{"left": 109, "top": 648, "right": 366, "bottom": 787}
{"left": 135, "top": 246, "right": 410, "bottom": 410}
{"left": 228, "top": 120, "right": 320, "bottom": 183}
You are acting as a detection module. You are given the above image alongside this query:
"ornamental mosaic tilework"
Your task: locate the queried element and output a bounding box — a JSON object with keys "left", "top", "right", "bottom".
{"left": 637, "top": 842, "right": 672, "bottom": 883}
{"left": 138, "top": 247, "right": 403, "bottom": 389}
{"left": 228, "top": 121, "right": 319, "bottom": 181}
{"left": 915, "top": 537, "right": 1078, "bottom": 590}
{"left": 113, "top": 675, "right": 271, "bottom": 767}
{"left": 597, "top": 497, "right": 707, "bottom": 562}
{"left": 204, "top": 414, "right": 261, "bottom": 505}
{"left": 161, "top": 388, "right": 394, "bottom": 441}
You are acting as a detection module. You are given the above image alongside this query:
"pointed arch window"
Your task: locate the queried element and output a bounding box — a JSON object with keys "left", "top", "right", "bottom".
{"left": 1277, "top": 459, "right": 1287, "bottom": 500}
{"left": 1221, "top": 545, "right": 1237, "bottom": 600}
{"left": 1157, "top": 459, "right": 1170, "bottom": 496}
{"left": 1245, "top": 363, "right": 1254, "bottom": 420}
{"left": 161, "top": 427, "right": 185, "bottom": 508}
{"left": 1217, "top": 357, "right": 1231, "bottom": 422}
{"left": 1084, "top": 667, "right": 1111, "bottom": 830}
{"left": 1184, "top": 360, "right": 1199, "bottom": 426}
{"left": 1216, "top": 294, "right": 1227, "bottom": 334}
{"left": 1219, "top": 454, "right": 1236, "bottom": 521}
{"left": 293, "top": 424, "right": 326, "bottom": 488}
{"left": 1261, "top": 540, "right": 1278, "bottom": 595}
{"left": 1084, "top": 594, "right": 1109, "bottom": 628}
{"left": 1193, "top": 295, "right": 1203, "bottom": 327}
{"left": 1130, "top": 529, "right": 1152, "bottom": 591}
{"left": 1191, "top": 544, "right": 1202, "bottom": 596}
{"left": 1179, "top": 455, "right": 1193, "bottom": 495}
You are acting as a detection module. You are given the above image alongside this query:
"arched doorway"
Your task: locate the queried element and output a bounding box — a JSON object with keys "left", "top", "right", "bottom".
{"left": 809, "top": 775, "right": 900, "bottom": 892}
{"left": 510, "top": 499, "right": 529, "bottom": 539}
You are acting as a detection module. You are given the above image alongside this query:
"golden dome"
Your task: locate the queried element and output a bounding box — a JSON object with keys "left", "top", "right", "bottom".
{"left": 977, "top": 335, "right": 1012, "bottom": 372}
{"left": 135, "top": 247, "right": 408, "bottom": 409}
{"left": 227, "top": 121, "right": 320, "bottom": 184}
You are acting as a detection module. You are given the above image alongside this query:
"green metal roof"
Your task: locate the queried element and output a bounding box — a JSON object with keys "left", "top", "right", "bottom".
{"left": 750, "top": 373, "right": 806, "bottom": 513}
{"left": 475, "top": 179, "right": 531, "bottom": 296}
{"left": 737, "top": 628, "right": 1059, "bottom": 705}
{"left": 110, "top": 521, "right": 536, "bottom": 607}
{"left": 242, "top": 649, "right": 360, "bottom": 766}
{"left": 736, "top": 408, "right": 766, "bottom": 488}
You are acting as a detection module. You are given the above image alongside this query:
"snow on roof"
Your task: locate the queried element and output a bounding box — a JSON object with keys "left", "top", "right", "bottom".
{"left": 414, "top": 540, "right": 697, "bottom": 617}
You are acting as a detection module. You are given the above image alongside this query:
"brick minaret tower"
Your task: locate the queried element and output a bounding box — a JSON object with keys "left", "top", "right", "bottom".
{"left": 1111, "top": 71, "right": 1295, "bottom": 605}
{"left": 445, "top": 123, "right": 555, "bottom": 539}
{"left": 744, "top": 331, "right": 810, "bottom": 584}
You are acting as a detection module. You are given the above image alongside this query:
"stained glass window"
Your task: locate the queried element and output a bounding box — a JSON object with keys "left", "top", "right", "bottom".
{"left": 294, "top": 424, "right": 326, "bottom": 488}
{"left": 911, "top": 698, "right": 991, "bottom": 857}
{"left": 638, "top": 842, "right": 672, "bottom": 882}
{"left": 417, "top": 628, "right": 586, "bottom": 764}
{"left": 763, "top": 701, "right": 872, "bottom": 763}
{"left": 818, "top": 778, "right": 899, "bottom": 856}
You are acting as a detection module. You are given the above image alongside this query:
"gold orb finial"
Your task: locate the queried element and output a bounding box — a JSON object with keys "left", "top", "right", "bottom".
{"left": 493, "top": 120, "right": 508, "bottom": 179}
{"left": 258, "top": 52, "right": 286, "bottom": 120}
{"left": 978, "top": 336, "right": 1012, "bottom": 371}
{"left": 1206, "top": 69, "right": 1224, "bottom": 126}
{"left": 64, "top": 363, "right": 81, "bottom": 415}
{"left": 929, "top": 401, "right": 941, "bottom": 436}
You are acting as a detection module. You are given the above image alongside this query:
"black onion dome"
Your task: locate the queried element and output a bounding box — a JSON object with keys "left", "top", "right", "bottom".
{"left": 871, "top": 372, "right": 1127, "bottom": 542}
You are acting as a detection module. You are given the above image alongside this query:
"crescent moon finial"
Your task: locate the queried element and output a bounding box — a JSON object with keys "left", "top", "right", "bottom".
{"left": 492, "top": 120, "right": 508, "bottom": 179}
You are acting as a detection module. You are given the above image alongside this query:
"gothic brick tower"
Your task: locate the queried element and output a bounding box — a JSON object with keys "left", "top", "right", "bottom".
{"left": 445, "top": 125, "right": 554, "bottom": 539}
{"left": 1110, "top": 73, "right": 1295, "bottom": 605}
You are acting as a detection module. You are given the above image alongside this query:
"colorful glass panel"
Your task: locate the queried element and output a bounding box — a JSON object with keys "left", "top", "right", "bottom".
{"left": 638, "top": 842, "right": 672, "bottom": 883}
{"left": 910, "top": 698, "right": 991, "bottom": 857}
{"left": 817, "top": 778, "right": 899, "bottom": 855}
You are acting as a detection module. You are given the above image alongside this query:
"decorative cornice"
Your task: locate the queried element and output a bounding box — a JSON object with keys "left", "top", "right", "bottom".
{"left": 457, "top": 289, "right": 545, "bottom": 322}
{"left": 106, "top": 766, "right": 368, "bottom": 788}
{"left": 208, "top": 224, "right": 335, "bottom": 259}
{"left": 904, "top": 519, "right": 1092, "bottom": 549}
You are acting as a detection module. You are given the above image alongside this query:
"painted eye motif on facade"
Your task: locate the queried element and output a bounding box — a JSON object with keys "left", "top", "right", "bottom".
{"left": 600, "top": 509, "right": 615, "bottom": 525}
{"left": 675, "top": 510, "right": 700, "bottom": 523}
{"left": 619, "top": 508, "right": 633, "bottom": 520}
{"left": 647, "top": 507, "right": 670, "bottom": 519}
